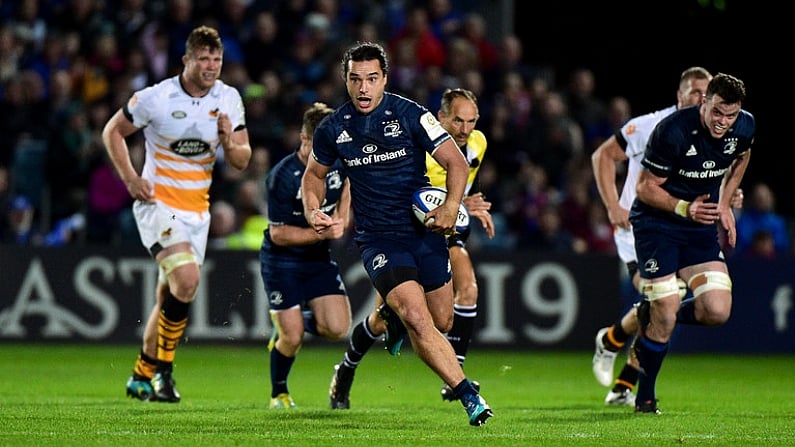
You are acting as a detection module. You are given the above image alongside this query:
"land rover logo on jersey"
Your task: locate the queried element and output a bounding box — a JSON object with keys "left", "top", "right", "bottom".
{"left": 171, "top": 110, "right": 187, "bottom": 119}
{"left": 171, "top": 138, "right": 211, "bottom": 155}
{"left": 703, "top": 160, "right": 716, "bottom": 169}
{"left": 362, "top": 144, "right": 377, "bottom": 154}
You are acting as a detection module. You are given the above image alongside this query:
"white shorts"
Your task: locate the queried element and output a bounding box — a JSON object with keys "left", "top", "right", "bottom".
{"left": 133, "top": 200, "right": 210, "bottom": 265}
{"left": 613, "top": 225, "right": 637, "bottom": 265}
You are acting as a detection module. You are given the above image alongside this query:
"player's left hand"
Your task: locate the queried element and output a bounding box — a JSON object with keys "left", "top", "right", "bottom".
{"left": 217, "top": 112, "right": 232, "bottom": 147}
{"left": 719, "top": 205, "right": 738, "bottom": 248}
{"left": 730, "top": 188, "right": 744, "bottom": 209}
{"left": 464, "top": 193, "right": 495, "bottom": 238}
{"left": 307, "top": 208, "right": 334, "bottom": 234}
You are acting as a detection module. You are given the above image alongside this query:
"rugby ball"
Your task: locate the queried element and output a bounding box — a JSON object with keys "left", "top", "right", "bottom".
{"left": 412, "top": 186, "right": 470, "bottom": 233}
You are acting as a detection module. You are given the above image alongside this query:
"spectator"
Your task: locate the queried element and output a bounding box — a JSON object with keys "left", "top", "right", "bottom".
{"left": 3, "top": 195, "right": 39, "bottom": 245}
{"left": 9, "top": 0, "right": 48, "bottom": 54}
{"left": 531, "top": 90, "right": 584, "bottom": 188}
{"left": 46, "top": 102, "right": 92, "bottom": 223}
{"left": 444, "top": 37, "right": 478, "bottom": 84}
{"left": 207, "top": 199, "right": 238, "bottom": 250}
{"left": 242, "top": 11, "right": 283, "bottom": 81}
{"left": 746, "top": 230, "right": 776, "bottom": 259}
{"left": 427, "top": 0, "right": 464, "bottom": 43}
{"left": 0, "top": 25, "right": 22, "bottom": 86}
{"left": 85, "top": 152, "right": 134, "bottom": 244}
{"left": 3, "top": 70, "right": 49, "bottom": 208}
{"left": 138, "top": 20, "right": 170, "bottom": 81}
{"left": 565, "top": 67, "right": 607, "bottom": 134}
{"left": 388, "top": 5, "right": 446, "bottom": 70}
{"left": 460, "top": 12, "right": 498, "bottom": 71}
{"left": 520, "top": 205, "right": 583, "bottom": 253}
{"left": 735, "top": 182, "right": 791, "bottom": 257}
{"left": 585, "top": 95, "right": 632, "bottom": 152}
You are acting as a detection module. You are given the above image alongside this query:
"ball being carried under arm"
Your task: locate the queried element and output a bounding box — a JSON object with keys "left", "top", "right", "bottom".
{"left": 411, "top": 186, "right": 469, "bottom": 233}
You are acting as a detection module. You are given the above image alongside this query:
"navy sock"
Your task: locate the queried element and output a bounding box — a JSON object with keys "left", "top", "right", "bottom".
{"left": 342, "top": 319, "right": 378, "bottom": 369}
{"left": 452, "top": 378, "right": 479, "bottom": 400}
{"left": 446, "top": 304, "right": 476, "bottom": 366}
{"left": 270, "top": 346, "right": 295, "bottom": 397}
{"left": 634, "top": 335, "right": 669, "bottom": 404}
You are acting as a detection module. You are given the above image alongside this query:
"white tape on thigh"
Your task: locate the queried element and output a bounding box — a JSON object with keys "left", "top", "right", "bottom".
{"left": 687, "top": 271, "right": 732, "bottom": 297}
{"left": 640, "top": 276, "right": 681, "bottom": 301}
{"left": 160, "top": 252, "right": 197, "bottom": 276}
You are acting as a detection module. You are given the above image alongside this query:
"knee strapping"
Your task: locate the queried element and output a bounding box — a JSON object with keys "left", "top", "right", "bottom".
{"left": 688, "top": 271, "right": 732, "bottom": 297}
{"left": 160, "top": 252, "right": 197, "bottom": 276}
{"left": 640, "top": 276, "right": 683, "bottom": 301}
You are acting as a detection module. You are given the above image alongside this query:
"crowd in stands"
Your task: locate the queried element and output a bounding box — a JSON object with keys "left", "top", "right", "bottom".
{"left": 0, "top": 0, "right": 791, "bottom": 259}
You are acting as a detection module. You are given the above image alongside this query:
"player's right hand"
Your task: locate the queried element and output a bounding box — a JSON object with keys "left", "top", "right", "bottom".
{"left": 126, "top": 177, "right": 154, "bottom": 203}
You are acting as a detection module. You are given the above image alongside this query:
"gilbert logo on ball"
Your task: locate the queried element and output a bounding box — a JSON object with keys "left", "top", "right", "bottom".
{"left": 411, "top": 186, "right": 470, "bottom": 233}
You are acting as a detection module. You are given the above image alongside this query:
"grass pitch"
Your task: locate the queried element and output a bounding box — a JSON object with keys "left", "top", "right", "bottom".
{"left": 1, "top": 343, "right": 793, "bottom": 446}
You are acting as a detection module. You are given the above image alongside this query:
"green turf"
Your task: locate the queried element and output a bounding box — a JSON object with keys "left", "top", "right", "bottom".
{"left": 1, "top": 343, "right": 793, "bottom": 446}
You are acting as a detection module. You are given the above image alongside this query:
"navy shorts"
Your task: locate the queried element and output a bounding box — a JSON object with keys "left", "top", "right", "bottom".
{"left": 261, "top": 259, "right": 346, "bottom": 311}
{"left": 357, "top": 230, "right": 451, "bottom": 292}
{"left": 632, "top": 217, "right": 724, "bottom": 280}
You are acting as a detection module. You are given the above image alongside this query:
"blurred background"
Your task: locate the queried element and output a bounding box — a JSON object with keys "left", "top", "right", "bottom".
{"left": 0, "top": 0, "right": 791, "bottom": 351}
{"left": 0, "top": 0, "right": 787, "bottom": 251}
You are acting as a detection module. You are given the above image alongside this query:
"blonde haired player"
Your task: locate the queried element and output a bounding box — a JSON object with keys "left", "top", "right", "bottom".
{"left": 102, "top": 26, "right": 251, "bottom": 402}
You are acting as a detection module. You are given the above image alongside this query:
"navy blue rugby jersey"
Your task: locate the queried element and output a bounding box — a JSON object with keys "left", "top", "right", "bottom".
{"left": 312, "top": 92, "right": 452, "bottom": 234}
{"left": 262, "top": 151, "right": 346, "bottom": 261}
{"left": 632, "top": 105, "right": 755, "bottom": 224}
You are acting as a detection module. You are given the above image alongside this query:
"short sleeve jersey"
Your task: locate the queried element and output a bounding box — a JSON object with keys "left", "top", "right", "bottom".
{"left": 425, "top": 129, "right": 487, "bottom": 196}
{"left": 124, "top": 76, "right": 246, "bottom": 213}
{"left": 615, "top": 105, "right": 677, "bottom": 211}
{"left": 312, "top": 92, "right": 452, "bottom": 234}
{"left": 633, "top": 105, "right": 755, "bottom": 224}
{"left": 262, "top": 151, "right": 346, "bottom": 262}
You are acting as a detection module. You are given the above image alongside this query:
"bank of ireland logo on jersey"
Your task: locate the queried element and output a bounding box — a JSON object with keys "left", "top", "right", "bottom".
{"left": 362, "top": 144, "right": 377, "bottom": 154}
